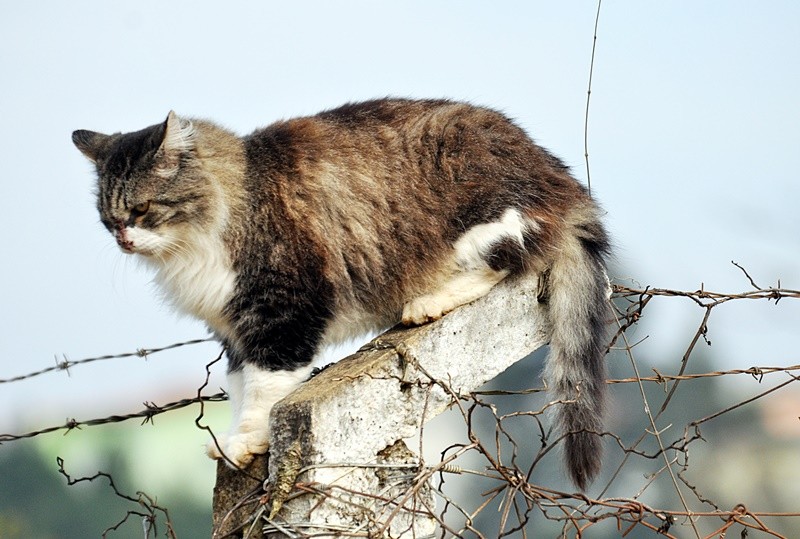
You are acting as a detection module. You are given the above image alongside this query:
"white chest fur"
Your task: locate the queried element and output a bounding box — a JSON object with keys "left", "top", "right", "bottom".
{"left": 141, "top": 231, "right": 238, "bottom": 338}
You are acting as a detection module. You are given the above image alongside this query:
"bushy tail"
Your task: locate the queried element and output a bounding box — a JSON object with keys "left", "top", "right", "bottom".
{"left": 543, "top": 214, "right": 611, "bottom": 490}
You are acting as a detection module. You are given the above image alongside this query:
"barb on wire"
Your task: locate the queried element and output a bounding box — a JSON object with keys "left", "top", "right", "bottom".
{"left": 0, "top": 392, "right": 227, "bottom": 443}
{"left": 609, "top": 364, "right": 800, "bottom": 385}
{"left": 612, "top": 282, "right": 799, "bottom": 308}
{"left": 0, "top": 337, "right": 212, "bottom": 384}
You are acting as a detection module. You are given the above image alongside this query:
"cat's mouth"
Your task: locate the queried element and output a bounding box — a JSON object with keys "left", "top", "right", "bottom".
{"left": 118, "top": 243, "right": 156, "bottom": 257}
{"left": 114, "top": 229, "right": 155, "bottom": 256}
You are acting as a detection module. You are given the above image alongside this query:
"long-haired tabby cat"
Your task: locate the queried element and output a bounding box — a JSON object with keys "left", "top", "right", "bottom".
{"left": 73, "top": 98, "right": 610, "bottom": 490}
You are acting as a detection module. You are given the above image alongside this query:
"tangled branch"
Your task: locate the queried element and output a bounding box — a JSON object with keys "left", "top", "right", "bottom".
{"left": 208, "top": 263, "right": 798, "bottom": 537}
{"left": 2, "top": 261, "right": 798, "bottom": 537}
{"left": 57, "top": 456, "right": 178, "bottom": 538}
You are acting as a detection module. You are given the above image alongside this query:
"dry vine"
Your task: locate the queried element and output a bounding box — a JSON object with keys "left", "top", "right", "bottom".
{"left": 1, "top": 260, "right": 798, "bottom": 537}
{"left": 202, "top": 263, "right": 799, "bottom": 538}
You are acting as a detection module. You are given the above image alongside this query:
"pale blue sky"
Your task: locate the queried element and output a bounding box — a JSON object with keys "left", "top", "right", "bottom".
{"left": 1, "top": 2, "right": 798, "bottom": 438}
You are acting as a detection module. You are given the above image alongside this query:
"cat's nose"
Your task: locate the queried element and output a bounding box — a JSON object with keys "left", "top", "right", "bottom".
{"left": 115, "top": 230, "right": 134, "bottom": 252}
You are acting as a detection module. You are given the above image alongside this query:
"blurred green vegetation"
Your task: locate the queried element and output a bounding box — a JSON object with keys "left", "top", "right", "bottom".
{"left": 0, "top": 403, "right": 228, "bottom": 538}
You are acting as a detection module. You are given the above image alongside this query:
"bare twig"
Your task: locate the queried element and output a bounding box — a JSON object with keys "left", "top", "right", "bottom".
{"left": 57, "top": 456, "right": 177, "bottom": 538}
{"left": 5, "top": 270, "right": 798, "bottom": 537}
{"left": 584, "top": 0, "right": 603, "bottom": 193}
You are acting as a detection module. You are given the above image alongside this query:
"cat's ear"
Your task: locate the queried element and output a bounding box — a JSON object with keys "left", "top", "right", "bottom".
{"left": 72, "top": 130, "right": 109, "bottom": 163}
{"left": 159, "top": 111, "right": 196, "bottom": 154}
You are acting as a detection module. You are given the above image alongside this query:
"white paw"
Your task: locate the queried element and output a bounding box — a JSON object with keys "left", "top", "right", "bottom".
{"left": 206, "top": 431, "right": 269, "bottom": 469}
{"left": 402, "top": 296, "right": 447, "bottom": 326}
{"left": 205, "top": 433, "right": 228, "bottom": 460}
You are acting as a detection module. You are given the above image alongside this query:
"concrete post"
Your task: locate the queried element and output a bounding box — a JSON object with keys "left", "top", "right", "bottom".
{"left": 213, "top": 273, "right": 548, "bottom": 537}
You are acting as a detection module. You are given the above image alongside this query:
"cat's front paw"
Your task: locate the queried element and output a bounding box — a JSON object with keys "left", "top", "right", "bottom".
{"left": 223, "top": 432, "right": 269, "bottom": 468}
{"left": 206, "top": 432, "right": 269, "bottom": 469}
{"left": 205, "top": 433, "right": 228, "bottom": 460}
{"left": 402, "top": 296, "right": 446, "bottom": 326}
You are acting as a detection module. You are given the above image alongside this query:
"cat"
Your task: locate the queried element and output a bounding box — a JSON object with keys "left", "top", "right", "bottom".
{"left": 72, "top": 98, "right": 610, "bottom": 490}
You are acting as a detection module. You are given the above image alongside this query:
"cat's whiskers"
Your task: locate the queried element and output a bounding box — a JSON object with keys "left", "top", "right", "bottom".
{"left": 158, "top": 238, "right": 187, "bottom": 260}
{"left": 150, "top": 234, "right": 192, "bottom": 264}
{"left": 104, "top": 243, "right": 133, "bottom": 296}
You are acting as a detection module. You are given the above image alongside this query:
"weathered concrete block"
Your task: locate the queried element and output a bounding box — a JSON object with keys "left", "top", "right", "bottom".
{"left": 260, "top": 273, "right": 548, "bottom": 537}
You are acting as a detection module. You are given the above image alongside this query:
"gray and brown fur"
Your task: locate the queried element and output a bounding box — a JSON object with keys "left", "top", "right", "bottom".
{"left": 73, "top": 98, "right": 610, "bottom": 489}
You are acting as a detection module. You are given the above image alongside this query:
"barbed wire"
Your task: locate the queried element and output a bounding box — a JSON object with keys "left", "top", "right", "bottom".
{"left": 0, "top": 392, "right": 226, "bottom": 443}
{"left": 213, "top": 334, "right": 800, "bottom": 538}
{"left": 1, "top": 263, "right": 798, "bottom": 537}
{"left": 2, "top": 259, "right": 797, "bottom": 536}
{"left": 197, "top": 264, "right": 799, "bottom": 538}
{"left": 0, "top": 337, "right": 212, "bottom": 385}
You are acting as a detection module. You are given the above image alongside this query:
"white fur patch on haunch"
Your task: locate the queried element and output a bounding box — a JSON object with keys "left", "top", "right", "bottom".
{"left": 207, "top": 363, "right": 314, "bottom": 468}
{"left": 453, "top": 208, "right": 526, "bottom": 270}
{"left": 402, "top": 208, "right": 526, "bottom": 325}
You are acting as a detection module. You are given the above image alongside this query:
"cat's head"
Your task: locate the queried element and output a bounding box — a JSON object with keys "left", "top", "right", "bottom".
{"left": 73, "top": 112, "right": 221, "bottom": 259}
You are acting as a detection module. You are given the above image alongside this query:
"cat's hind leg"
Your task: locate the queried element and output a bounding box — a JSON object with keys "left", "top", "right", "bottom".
{"left": 402, "top": 267, "right": 509, "bottom": 324}
{"left": 402, "top": 208, "right": 531, "bottom": 325}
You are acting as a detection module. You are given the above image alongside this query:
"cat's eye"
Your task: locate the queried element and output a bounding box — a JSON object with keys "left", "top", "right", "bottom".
{"left": 132, "top": 201, "right": 150, "bottom": 216}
